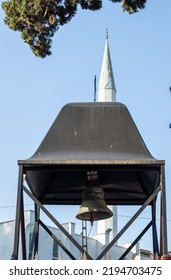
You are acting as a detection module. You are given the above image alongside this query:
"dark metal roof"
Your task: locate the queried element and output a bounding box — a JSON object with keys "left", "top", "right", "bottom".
{"left": 19, "top": 102, "right": 164, "bottom": 205}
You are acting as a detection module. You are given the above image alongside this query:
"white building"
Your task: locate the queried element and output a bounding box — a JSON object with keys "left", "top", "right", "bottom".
{"left": 0, "top": 210, "right": 134, "bottom": 260}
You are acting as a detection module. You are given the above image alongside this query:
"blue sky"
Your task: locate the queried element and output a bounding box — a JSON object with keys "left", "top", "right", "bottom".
{"left": 0, "top": 1, "right": 171, "bottom": 253}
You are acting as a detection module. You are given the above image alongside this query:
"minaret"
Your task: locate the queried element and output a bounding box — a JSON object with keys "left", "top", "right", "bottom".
{"left": 98, "top": 30, "right": 117, "bottom": 102}
{"left": 96, "top": 31, "right": 118, "bottom": 245}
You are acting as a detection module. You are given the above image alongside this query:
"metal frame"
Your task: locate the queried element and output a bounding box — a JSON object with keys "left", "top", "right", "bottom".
{"left": 96, "top": 185, "right": 161, "bottom": 260}
{"left": 11, "top": 163, "right": 168, "bottom": 260}
{"left": 12, "top": 174, "right": 92, "bottom": 260}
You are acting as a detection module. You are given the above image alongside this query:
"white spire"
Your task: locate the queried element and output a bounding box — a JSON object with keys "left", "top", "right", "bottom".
{"left": 98, "top": 31, "right": 116, "bottom": 102}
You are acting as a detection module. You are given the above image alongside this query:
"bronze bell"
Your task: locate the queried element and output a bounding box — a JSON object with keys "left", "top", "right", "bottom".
{"left": 76, "top": 187, "right": 113, "bottom": 225}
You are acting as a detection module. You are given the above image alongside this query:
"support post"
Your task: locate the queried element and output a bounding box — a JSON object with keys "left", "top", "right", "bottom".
{"left": 151, "top": 200, "right": 159, "bottom": 259}
{"left": 34, "top": 204, "right": 40, "bottom": 258}
{"left": 20, "top": 184, "right": 26, "bottom": 260}
{"left": 11, "top": 165, "right": 24, "bottom": 260}
{"left": 160, "top": 165, "right": 168, "bottom": 255}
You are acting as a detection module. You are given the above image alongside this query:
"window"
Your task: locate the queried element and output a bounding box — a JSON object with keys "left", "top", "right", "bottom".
{"left": 140, "top": 251, "right": 150, "bottom": 259}
{"left": 52, "top": 240, "right": 58, "bottom": 260}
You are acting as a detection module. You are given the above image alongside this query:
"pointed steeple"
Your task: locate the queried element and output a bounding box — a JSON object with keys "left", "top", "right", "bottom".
{"left": 98, "top": 31, "right": 117, "bottom": 102}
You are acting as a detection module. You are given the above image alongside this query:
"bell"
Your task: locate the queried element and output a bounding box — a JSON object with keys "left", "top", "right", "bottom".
{"left": 76, "top": 187, "right": 113, "bottom": 225}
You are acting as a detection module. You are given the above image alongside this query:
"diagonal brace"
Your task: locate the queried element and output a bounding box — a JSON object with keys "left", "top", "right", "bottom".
{"left": 96, "top": 185, "right": 161, "bottom": 260}
{"left": 39, "top": 220, "right": 76, "bottom": 260}
{"left": 23, "top": 185, "right": 93, "bottom": 260}
{"left": 119, "top": 220, "right": 152, "bottom": 260}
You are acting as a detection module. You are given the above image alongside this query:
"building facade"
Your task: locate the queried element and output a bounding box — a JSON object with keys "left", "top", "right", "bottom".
{"left": 0, "top": 210, "right": 135, "bottom": 260}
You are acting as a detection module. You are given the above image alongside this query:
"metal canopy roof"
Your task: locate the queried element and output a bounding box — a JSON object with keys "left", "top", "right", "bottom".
{"left": 20, "top": 102, "right": 164, "bottom": 206}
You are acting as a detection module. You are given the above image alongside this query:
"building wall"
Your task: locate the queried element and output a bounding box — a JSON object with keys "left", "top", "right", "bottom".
{"left": 0, "top": 220, "right": 15, "bottom": 260}
{"left": 0, "top": 210, "right": 149, "bottom": 260}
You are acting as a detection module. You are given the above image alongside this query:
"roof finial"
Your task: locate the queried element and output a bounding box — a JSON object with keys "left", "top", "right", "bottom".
{"left": 106, "top": 28, "right": 108, "bottom": 40}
